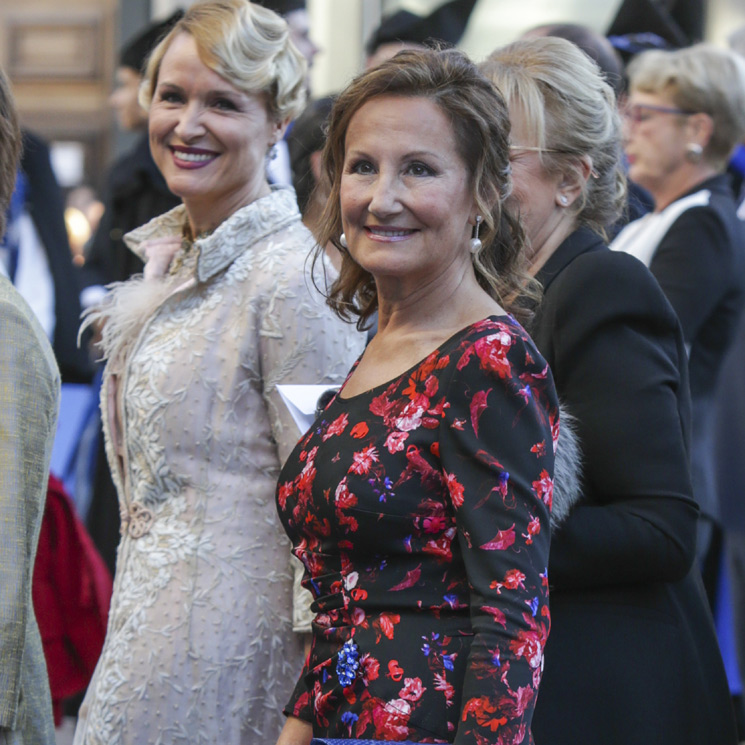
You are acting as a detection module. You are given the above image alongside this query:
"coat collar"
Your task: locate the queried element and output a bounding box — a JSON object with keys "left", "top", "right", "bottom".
{"left": 535, "top": 226, "right": 606, "bottom": 293}
{"left": 124, "top": 187, "right": 302, "bottom": 283}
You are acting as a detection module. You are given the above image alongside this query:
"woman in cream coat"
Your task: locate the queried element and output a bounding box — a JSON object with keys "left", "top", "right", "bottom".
{"left": 73, "top": 3, "right": 364, "bottom": 743}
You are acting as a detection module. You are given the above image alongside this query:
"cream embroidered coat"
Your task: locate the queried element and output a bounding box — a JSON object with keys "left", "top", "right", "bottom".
{"left": 73, "top": 189, "right": 365, "bottom": 744}
{"left": 0, "top": 276, "right": 59, "bottom": 745}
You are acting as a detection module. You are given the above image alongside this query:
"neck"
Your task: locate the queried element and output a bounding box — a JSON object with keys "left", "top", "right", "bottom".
{"left": 528, "top": 216, "right": 577, "bottom": 277}
{"left": 652, "top": 164, "right": 719, "bottom": 212}
{"left": 375, "top": 260, "right": 499, "bottom": 338}
{"left": 184, "top": 180, "right": 272, "bottom": 236}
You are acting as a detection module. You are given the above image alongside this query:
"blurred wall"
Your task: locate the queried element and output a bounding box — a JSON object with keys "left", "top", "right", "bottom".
{"left": 0, "top": 0, "right": 117, "bottom": 191}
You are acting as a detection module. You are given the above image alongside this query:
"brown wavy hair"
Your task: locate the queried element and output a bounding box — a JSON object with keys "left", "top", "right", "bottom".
{"left": 0, "top": 67, "right": 21, "bottom": 240}
{"left": 314, "top": 46, "right": 538, "bottom": 330}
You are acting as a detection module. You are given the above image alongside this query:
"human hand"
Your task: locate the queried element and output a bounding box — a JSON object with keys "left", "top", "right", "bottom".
{"left": 275, "top": 716, "right": 312, "bottom": 745}
{"left": 142, "top": 236, "right": 182, "bottom": 280}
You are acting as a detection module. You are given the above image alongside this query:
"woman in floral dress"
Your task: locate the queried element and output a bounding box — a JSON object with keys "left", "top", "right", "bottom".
{"left": 275, "top": 49, "right": 567, "bottom": 745}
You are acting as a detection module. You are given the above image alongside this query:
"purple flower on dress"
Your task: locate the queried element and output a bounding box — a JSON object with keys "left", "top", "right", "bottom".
{"left": 336, "top": 639, "right": 360, "bottom": 687}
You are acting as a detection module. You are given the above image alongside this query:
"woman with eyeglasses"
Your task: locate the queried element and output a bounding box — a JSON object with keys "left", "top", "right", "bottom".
{"left": 611, "top": 44, "right": 745, "bottom": 571}
{"left": 482, "top": 37, "right": 737, "bottom": 745}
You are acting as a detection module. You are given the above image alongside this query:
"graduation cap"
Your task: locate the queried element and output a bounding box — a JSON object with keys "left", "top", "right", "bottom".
{"left": 253, "top": 0, "right": 306, "bottom": 15}
{"left": 366, "top": 0, "right": 477, "bottom": 57}
{"left": 606, "top": 0, "right": 689, "bottom": 51}
{"left": 119, "top": 11, "right": 184, "bottom": 73}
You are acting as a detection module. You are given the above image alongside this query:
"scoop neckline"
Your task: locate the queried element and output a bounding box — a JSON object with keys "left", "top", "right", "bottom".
{"left": 336, "top": 313, "right": 512, "bottom": 402}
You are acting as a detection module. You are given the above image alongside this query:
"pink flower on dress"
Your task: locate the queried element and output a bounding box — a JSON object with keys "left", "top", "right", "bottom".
{"left": 509, "top": 629, "right": 544, "bottom": 669}
{"left": 443, "top": 471, "right": 465, "bottom": 508}
{"left": 384, "top": 430, "right": 409, "bottom": 454}
{"left": 349, "top": 445, "right": 379, "bottom": 475}
{"left": 323, "top": 412, "right": 349, "bottom": 441}
{"left": 532, "top": 469, "right": 553, "bottom": 510}
{"left": 400, "top": 677, "right": 426, "bottom": 702}
{"left": 473, "top": 331, "right": 514, "bottom": 379}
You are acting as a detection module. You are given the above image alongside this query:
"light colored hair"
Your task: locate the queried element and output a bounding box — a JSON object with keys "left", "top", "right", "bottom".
{"left": 481, "top": 36, "right": 626, "bottom": 239}
{"left": 628, "top": 43, "right": 745, "bottom": 168}
{"left": 316, "top": 47, "right": 538, "bottom": 330}
{"left": 0, "top": 67, "right": 21, "bottom": 239}
{"left": 140, "top": 0, "right": 307, "bottom": 122}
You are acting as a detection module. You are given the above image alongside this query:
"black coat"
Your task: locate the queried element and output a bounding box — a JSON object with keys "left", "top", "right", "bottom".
{"left": 82, "top": 133, "right": 180, "bottom": 287}
{"left": 615, "top": 174, "right": 745, "bottom": 522}
{"left": 530, "top": 228, "right": 736, "bottom": 745}
{"left": 21, "top": 131, "right": 92, "bottom": 383}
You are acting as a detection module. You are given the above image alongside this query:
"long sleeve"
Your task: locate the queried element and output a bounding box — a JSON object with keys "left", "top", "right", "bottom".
{"left": 259, "top": 246, "right": 365, "bottom": 634}
{"left": 648, "top": 207, "right": 733, "bottom": 345}
{"left": 439, "top": 327, "right": 555, "bottom": 745}
{"left": 539, "top": 251, "right": 698, "bottom": 590}
{"left": 0, "top": 283, "right": 60, "bottom": 727}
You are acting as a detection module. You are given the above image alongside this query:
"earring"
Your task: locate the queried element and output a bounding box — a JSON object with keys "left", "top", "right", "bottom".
{"left": 686, "top": 143, "right": 703, "bottom": 162}
{"left": 559, "top": 194, "right": 569, "bottom": 206}
{"left": 470, "top": 216, "right": 483, "bottom": 255}
{"left": 339, "top": 233, "right": 348, "bottom": 249}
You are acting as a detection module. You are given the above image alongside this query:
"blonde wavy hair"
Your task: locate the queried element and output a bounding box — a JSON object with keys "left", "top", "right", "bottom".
{"left": 481, "top": 36, "right": 627, "bottom": 239}
{"left": 140, "top": 0, "right": 307, "bottom": 123}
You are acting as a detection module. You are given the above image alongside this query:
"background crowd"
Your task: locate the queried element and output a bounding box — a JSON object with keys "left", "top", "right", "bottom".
{"left": 2, "top": 0, "right": 745, "bottom": 744}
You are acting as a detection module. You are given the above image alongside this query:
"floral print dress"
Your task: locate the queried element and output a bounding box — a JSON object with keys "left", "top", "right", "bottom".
{"left": 276, "top": 316, "right": 559, "bottom": 744}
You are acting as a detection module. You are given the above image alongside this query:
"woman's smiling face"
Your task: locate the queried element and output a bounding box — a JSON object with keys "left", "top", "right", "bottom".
{"left": 340, "top": 94, "right": 477, "bottom": 289}
{"left": 148, "top": 33, "right": 280, "bottom": 228}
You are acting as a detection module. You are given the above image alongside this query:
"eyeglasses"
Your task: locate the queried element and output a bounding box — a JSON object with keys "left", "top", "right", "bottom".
{"left": 509, "top": 145, "right": 567, "bottom": 155}
{"left": 622, "top": 103, "right": 695, "bottom": 124}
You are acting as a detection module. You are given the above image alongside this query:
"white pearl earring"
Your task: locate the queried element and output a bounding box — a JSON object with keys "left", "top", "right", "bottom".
{"left": 339, "top": 233, "right": 348, "bottom": 249}
{"left": 559, "top": 195, "right": 569, "bottom": 206}
{"left": 470, "top": 216, "right": 483, "bottom": 255}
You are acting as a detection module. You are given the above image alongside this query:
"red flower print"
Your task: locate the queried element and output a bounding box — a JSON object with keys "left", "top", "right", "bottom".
{"left": 509, "top": 628, "right": 544, "bottom": 669}
{"left": 522, "top": 515, "right": 541, "bottom": 545}
{"left": 473, "top": 331, "right": 514, "bottom": 379}
{"left": 400, "top": 677, "right": 426, "bottom": 702}
{"left": 532, "top": 469, "right": 553, "bottom": 510}
{"left": 423, "top": 535, "right": 453, "bottom": 562}
{"left": 277, "top": 481, "right": 294, "bottom": 510}
{"left": 490, "top": 568, "right": 526, "bottom": 595}
{"left": 350, "top": 421, "right": 369, "bottom": 439}
{"left": 434, "top": 672, "right": 455, "bottom": 706}
{"left": 322, "top": 412, "right": 349, "bottom": 441}
{"left": 469, "top": 388, "right": 492, "bottom": 437}
{"left": 385, "top": 430, "right": 409, "bottom": 454}
{"left": 482, "top": 606, "right": 507, "bottom": 627}
{"left": 550, "top": 410, "right": 560, "bottom": 454}
{"left": 421, "top": 514, "right": 448, "bottom": 533}
{"left": 334, "top": 478, "right": 358, "bottom": 510}
{"left": 373, "top": 612, "right": 401, "bottom": 641}
{"left": 389, "top": 565, "right": 421, "bottom": 591}
{"left": 349, "top": 445, "right": 379, "bottom": 475}
{"left": 360, "top": 653, "right": 380, "bottom": 684}
{"left": 530, "top": 440, "right": 546, "bottom": 457}
{"left": 394, "top": 399, "right": 426, "bottom": 432}
{"left": 387, "top": 659, "right": 404, "bottom": 682}
{"left": 480, "top": 524, "right": 516, "bottom": 551}
{"left": 462, "top": 695, "right": 508, "bottom": 732}
{"left": 373, "top": 698, "right": 412, "bottom": 741}
{"left": 443, "top": 471, "right": 465, "bottom": 508}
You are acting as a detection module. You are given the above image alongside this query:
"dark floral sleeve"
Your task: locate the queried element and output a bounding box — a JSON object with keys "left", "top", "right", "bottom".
{"left": 438, "top": 324, "right": 556, "bottom": 745}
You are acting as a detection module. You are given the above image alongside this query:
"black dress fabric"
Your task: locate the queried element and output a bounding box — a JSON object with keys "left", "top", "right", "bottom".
{"left": 529, "top": 227, "right": 737, "bottom": 745}
{"left": 277, "top": 316, "right": 559, "bottom": 744}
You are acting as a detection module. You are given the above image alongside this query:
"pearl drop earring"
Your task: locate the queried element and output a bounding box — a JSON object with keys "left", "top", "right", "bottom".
{"left": 339, "top": 233, "right": 348, "bottom": 249}
{"left": 470, "top": 216, "right": 483, "bottom": 255}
